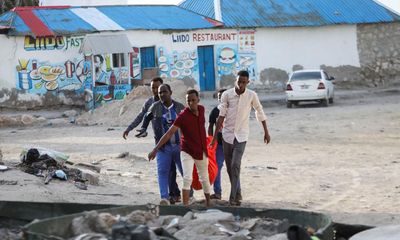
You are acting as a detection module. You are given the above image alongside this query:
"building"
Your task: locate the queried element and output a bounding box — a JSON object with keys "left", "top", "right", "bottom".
{"left": 179, "top": 0, "right": 400, "bottom": 89}
{"left": 1, "top": 0, "right": 399, "bottom": 109}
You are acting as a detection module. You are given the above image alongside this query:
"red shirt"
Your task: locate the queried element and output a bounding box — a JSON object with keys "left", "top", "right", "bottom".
{"left": 173, "top": 105, "right": 207, "bottom": 160}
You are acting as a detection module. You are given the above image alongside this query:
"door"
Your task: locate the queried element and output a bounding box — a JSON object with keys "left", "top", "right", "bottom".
{"left": 198, "top": 46, "right": 216, "bottom": 91}
{"left": 140, "top": 46, "right": 156, "bottom": 70}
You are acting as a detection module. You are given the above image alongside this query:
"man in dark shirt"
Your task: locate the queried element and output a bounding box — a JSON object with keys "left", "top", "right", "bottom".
{"left": 207, "top": 88, "right": 226, "bottom": 200}
{"left": 142, "top": 84, "right": 185, "bottom": 205}
{"left": 148, "top": 89, "right": 211, "bottom": 207}
{"left": 123, "top": 79, "right": 181, "bottom": 204}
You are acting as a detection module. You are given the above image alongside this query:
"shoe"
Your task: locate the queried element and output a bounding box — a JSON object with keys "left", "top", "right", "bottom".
{"left": 236, "top": 193, "right": 243, "bottom": 201}
{"left": 174, "top": 196, "right": 182, "bottom": 203}
{"left": 169, "top": 196, "right": 181, "bottom": 205}
{"left": 210, "top": 194, "right": 221, "bottom": 200}
{"left": 135, "top": 129, "right": 148, "bottom": 138}
{"left": 159, "top": 199, "right": 170, "bottom": 206}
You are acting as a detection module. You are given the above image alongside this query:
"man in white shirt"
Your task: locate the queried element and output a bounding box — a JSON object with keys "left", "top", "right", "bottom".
{"left": 210, "top": 70, "right": 271, "bottom": 206}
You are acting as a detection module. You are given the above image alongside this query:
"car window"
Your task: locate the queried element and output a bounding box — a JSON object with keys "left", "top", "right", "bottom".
{"left": 323, "top": 72, "right": 329, "bottom": 80}
{"left": 290, "top": 72, "right": 322, "bottom": 81}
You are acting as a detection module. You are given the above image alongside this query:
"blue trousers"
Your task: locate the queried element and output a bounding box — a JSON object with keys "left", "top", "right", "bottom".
{"left": 156, "top": 144, "right": 183, "bottom": 199}
{"left": 213, "top": 143, "right": 225, "bottom": 195}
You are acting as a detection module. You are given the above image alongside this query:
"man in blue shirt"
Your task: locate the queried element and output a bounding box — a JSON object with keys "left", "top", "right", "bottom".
{"left": 123, "top": 78, "right": 182, "bottom": 204}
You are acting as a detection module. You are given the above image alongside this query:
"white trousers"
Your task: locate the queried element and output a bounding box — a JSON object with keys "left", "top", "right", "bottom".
{"left": 181, "top": 151, "right": 211, "bottom": 194}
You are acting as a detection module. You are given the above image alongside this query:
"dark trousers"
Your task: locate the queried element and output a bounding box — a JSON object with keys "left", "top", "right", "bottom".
{"left": 223, "top": 138, "right": 246, "bottom": 202}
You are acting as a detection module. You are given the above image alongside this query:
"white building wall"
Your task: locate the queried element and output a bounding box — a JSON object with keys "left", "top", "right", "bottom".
{"left": 255, "top": 25, "right": 360, "bottom": 73}
{"left": 0, "top": 35, "right": 18, "bottom": 89}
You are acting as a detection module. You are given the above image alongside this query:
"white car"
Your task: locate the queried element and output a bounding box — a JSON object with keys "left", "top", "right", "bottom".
{"left": 285, "top": 70, "right": 335, "bottom": 108}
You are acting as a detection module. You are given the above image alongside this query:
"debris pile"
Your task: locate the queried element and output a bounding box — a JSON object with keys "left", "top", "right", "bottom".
{"left": 76, "top": 80, "right": 190, "bottom": 127}
{"left": 0, "top": 114, "right": 46, "bottom": 128}
{"left": 68, "top": 209, "right": 295, "bottom": 240}
{"left": 17, "top": 147, "right": 96, "bottom": 189}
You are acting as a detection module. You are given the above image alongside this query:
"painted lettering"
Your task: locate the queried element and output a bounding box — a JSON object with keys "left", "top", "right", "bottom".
{"left": 23, "top": 36, "right": 66, "bottom": 51}
{"left": 172, "top": 34, "right": 190, "bottom": 43}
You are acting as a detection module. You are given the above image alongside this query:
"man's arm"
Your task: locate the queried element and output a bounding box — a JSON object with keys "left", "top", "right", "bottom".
{"left": 210, "top": 116, "right": 225, "bottom": 147}
{"left": 123, "top": 98, "right": 152, "bottom": 139}
{"left": 148, "top": 125, "right": 179, "bottom": 161}
{"left": 207, "top": 123, "right": 214, "bottom": 137}
{"left": 252, "top": 93, "right": 270, "bottom": 144}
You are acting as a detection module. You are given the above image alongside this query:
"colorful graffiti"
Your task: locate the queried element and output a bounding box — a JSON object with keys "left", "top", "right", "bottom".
{"left": 130, "top": 47, "right": 141, "bottom": 80}
{"left": 158, "top": 47, "right": 198, "bottom": 80}
{"left": 216, "top": 44, "right": 238, "bottom": 80}
{"left": 24, "top": 36, "right": 84, "bottom": 51}
{"left": 16, "top": 58, "right": 91, "bottom": 94}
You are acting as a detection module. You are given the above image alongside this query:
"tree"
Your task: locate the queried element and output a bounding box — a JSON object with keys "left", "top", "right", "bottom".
{"left": 1, "top": 0, "right": 39, "bottom": 14}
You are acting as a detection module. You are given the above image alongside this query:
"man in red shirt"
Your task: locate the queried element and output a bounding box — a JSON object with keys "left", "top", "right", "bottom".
{"left": 148, "top": 89, "right": 211, "bottom": 207}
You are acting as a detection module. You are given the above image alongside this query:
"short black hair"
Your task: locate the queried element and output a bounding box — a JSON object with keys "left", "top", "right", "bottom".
{"left": 152, "top": 77, "right": 163, "bottom": 84}
{"left": 186, "top": 89, "right": 199, "bottom": 97}
{"left": 237, "top": 70, "right": 249, "bottom": 78}
{"left": 160, "top": 83, "right": 172, "bottom": 92}
{"left": 217, "top": 88, "right": 227, "bottom": 94}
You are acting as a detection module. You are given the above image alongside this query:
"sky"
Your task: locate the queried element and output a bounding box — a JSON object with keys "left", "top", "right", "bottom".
{"left": 128, "top": 0, "right": 400, "bottom": 14}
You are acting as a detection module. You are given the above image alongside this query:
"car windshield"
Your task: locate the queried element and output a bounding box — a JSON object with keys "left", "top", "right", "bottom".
{"left": 291, "top": 72, "right": 321, "bottom": 81}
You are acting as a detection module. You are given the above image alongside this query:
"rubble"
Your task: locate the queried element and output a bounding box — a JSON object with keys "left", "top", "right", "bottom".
{"left": 66, "top": 209, "right": 296, "bottom": 240}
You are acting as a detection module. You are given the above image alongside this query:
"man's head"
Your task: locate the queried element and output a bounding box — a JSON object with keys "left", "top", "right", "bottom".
{"left": 235, "top": 70, "right": 250, "bottom": 94}
{"left": 186, "top": 89, "right": 200, "bottom": 111}
{"left": 158, "top": 84, "right": 172, "bottom": 103}
{"left": 151, "top": 77, "right": 163, "bottom": 98}
{"left": 217, "top": 88, "right": 226, "bottom": 102}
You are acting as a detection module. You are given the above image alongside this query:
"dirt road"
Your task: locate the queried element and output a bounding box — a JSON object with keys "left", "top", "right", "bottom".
{"left": 0, "top": 88, "right": 399, "bottom": 226}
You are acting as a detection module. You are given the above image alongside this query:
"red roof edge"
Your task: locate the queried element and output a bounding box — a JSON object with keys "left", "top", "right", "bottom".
{"left": 12, "top": 6, "right": 70, "bottom": 11}
{"left": 204, "top": 17, "right": 224, "bottom": 27}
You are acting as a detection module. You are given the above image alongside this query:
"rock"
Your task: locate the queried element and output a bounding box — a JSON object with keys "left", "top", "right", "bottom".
{"left": 21, "top": 114, "right": 36, "bottom": 125}
{"left": 75, "top": 163, "right": 101, "bottom": 173}
{"left": 71, "top": 211, "right": 111, "bottom": 236}
{"left": 63, "top": 110, "right": 78, "bottom": 118}
{"left": 194, "top": 209, "right": 235, "bottom": 222}
{"left": 117, "top": 152, "right": 130, "bottom": 158}
{"left": 98, "top": 213, "right": 118, "bottom": 228}
{"left": 125, "top": 210, "right": 156, "bottom": 225}
{"left": 251, "top": 218, "right": 289, "bottom": 239}
{"left": 80, "top": 169, "right": 100, "bottom": 185}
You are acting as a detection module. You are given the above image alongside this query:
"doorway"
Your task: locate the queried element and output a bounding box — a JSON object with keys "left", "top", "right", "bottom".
{"left": 197, "top": 45, "right": 216, "bottom": 91}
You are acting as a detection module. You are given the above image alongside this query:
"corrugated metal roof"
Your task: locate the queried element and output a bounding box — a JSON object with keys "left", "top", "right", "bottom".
{"left": 179, "top": 0, "right": 400, "bottom": 27}
{"left": 0, "top": 5, "right": 222, "bottom": 36}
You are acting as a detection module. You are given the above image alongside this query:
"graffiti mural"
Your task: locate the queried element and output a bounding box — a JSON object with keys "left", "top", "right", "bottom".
{"left": 130, "top": 47, "right": 141, "bottom": 80}
{"left": 216, "top": 44, "right": 238, "bottom": 80}
{"left": 158, "top": 47, "right": 198, "bottom": 81}
{"left": 15, "top": 58, "right": 91, "bottom": 94}
{"left": 92, "top": 53, "right": 131, "bottom": 108}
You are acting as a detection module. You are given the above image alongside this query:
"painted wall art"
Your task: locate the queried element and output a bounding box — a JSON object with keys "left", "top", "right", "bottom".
{"left": 15, "top": 57, "right": 91, "bottom": 94}
{"left": 157, "top": 47, "right": 198, "bottom": 82}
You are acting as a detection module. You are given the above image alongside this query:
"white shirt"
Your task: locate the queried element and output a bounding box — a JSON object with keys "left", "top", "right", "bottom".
{"left": 218, "top": 88, "right": 267, "bottom": 144}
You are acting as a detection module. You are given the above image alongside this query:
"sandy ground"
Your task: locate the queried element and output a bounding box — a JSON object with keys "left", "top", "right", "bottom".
{"left": 0, "top": 88, "right": 399, "bottom": 227}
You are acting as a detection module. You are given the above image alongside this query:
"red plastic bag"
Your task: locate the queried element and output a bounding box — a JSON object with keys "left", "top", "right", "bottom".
{"left": 192, "top": 136, "right": 218, "bottom": 190}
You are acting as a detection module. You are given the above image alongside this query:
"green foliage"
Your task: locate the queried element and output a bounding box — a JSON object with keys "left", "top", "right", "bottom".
{"left": 1, "top": 0, "right": 39, "bottom": 14}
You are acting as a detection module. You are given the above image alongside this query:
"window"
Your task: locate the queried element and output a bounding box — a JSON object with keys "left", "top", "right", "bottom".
{"left": 112, "top": 53, "right": 126, "bottom": 68}
{"left": 290, "top": 71, "right": 322, "bottom": 81}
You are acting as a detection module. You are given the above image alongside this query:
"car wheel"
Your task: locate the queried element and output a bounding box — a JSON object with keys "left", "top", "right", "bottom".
{"left": 321, "top": 99, "right": 328, "bottom": 107}
{"left": 287, "top": 101, "right": 293, "bottom": 108}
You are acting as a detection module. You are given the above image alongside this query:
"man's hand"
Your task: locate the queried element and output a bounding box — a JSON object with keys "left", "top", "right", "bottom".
{"left": 264, "top": 132, "right": 271, "bottom": 144}
{"left": 148, "top": 149, "right": 157, "bottom": 161}
{"left": 123, "top": 130, "right": 130, "bottom": 140}
{"left": 209, "top": 138, "right": 216, "bottom": 149}
{"left": 135, "top": 128, "right": 148, "bottom": 138}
